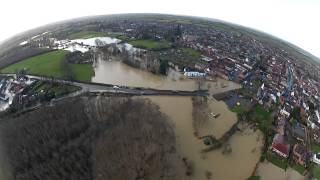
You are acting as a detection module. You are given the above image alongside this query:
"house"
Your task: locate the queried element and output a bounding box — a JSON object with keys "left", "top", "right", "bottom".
{"left": 201, "top": 55, "right": 213, "bottom": 62}
{"left": 313, "top": 130, "right": 320, "bottom": 145}
{"left": 280, "top": 108, "right": 290, "bottom": 117}
{"left": 313, "top": 153, "right": 320, "bottom": 165}
{"left": 0, "top": 80, "right": 10, "bottom": 101}
{"left": 271, "top": 133, "right": 290, "bottom": 159}
{"left": 292, "top": 143, "right": 307, "bottom": 167}
{"left": 292, "top": 123, "right": 307, "bottom": 142}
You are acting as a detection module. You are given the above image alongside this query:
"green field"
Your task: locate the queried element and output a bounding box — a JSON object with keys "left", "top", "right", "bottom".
{"left": 231, "top": 105, "right": 246, "bottom": 115}
{"left": 313, "top": 165, "right": 320, "bottom": 179}
{"left": 0, "top": 50, "right": 94, "bottom": 82}
{"left": 312, "top": 145, "right": 320, "bottom": 153}
{"left": 255, "top": 105, "right": 272, "bottom": 120}
{"left": 266, "top": 153, "right": 288, "bottom": 170}
{"left": 181, "top": 47, "right": 201, "bottom": 58}
{"left": 69, "top": 31, "right": 108, "bottom": 39}
{"left": 1, "top": 50, "right": 68, "bottom": 77}
{"left": 158, "top": 18, "right": 192, "bottom": 24}
{"left": 69, "top": 31, "right": 131, "bottom": 42}
{"left": 129, "top": 39, "right": 171, "bottom": 50}
{"left": 291, "top": 164, "right": 305, "bottom": 175}
{"left": 253, "top": 105, "right": 273, "bottom": 133}
{"left": 247, "top": 176, "right": 260, "bottom": 180}
{"left": 70, "top": 64, "right": 95, "bottom": 82}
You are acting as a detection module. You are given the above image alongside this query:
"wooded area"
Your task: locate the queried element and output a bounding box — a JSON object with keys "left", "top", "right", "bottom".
{"left": 0, "top": 95, "right": 184, "bottom": 180}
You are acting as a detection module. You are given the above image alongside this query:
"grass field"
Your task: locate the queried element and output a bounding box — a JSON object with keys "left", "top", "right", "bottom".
{"left": 313, "top": 165, "right": 320, "bottom": 179}
{"left": 0, "top": 50, "right": 94, "bottom": 82}
{"left": 247, "top": 176, "right": 260, "bottom": 180}
{"left": 1, "top": 50, "right": 68, "bottom": 77}
{"left": 255, "top": 105, "right": 272, "bottom": 120}
{"left": 291, "top": 164, "right": 305, "bottom": 175}
{"left": 266, "top": 153, "right": 288, "bottom": 170}
{"left": 231, "top": 105, "right": 246, "bottom": 115}
{"left": 70, "top": 64, "right": 95, "bottom": 82}
{"left": 312, "top": 145, "right": 320, "bottom": 153}
{"left": 180, "top": 47, "right": 201, "bottom": 58}
{"left": 253, "top": 105, "right": 273, "bottom": 133}
{"left": 69, "top": 31, "right": 108, "bottom": 39}
{"left": 129, "top": 39, "right": 171, "bottom": 50}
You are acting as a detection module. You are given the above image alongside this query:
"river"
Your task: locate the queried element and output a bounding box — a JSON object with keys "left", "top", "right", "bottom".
{"left": 146, "top": 96, "right": 263, "bottom": 180}
{"left": 92, "top": 58, "right": 262, "bottom": 179}
{"left": 92, "top": 59, "right": 241, "bottom": 92}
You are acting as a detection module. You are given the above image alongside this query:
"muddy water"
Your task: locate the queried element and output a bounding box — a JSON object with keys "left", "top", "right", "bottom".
{"left": 257, "top": 162, "right": 304, "bottom": 180}
{"left": 147, "top": 96, "right": 263, "bottom": 180}
{"left": 198, "top": 98, "right": 238, "bottom": 139}
{"left": 92, "top": 59, "right": 241, "bottom": 92}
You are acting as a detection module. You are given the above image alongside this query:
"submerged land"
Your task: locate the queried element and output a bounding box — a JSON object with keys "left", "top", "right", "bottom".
{"left": 0, "top": 14, "right": 319, "bottom": 180}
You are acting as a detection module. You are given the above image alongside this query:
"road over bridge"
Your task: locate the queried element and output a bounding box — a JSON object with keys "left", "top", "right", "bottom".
{"left": 1, "top": 73, "right": 208, "bottom": 97}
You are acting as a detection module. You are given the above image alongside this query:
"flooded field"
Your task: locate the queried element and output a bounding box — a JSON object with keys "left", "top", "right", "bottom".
{"left": 257, "top": 162, "right": 304, "bottom": 180}
{"left": 147, "top": 96, "right": 263, "bottom": 180}
{"left": 92, "top": 59, "right": 241, "bottom": 92}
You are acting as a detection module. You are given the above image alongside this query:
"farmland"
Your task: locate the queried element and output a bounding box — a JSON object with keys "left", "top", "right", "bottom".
{"left": 0, "top": 50, "right": 94, "bottom": 82}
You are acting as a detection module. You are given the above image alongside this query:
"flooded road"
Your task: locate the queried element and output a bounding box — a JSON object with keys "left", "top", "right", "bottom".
{"left": 147, "top": 96, "right": 263, "bottom": 180}
{"left": 92, "top": 59, "right": 241, "bottom": 92}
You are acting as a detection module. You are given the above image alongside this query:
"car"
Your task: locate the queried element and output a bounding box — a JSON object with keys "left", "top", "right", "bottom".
{"left": 313, "top": 153, "right": 320, "bottom": 164}
{"left": 113, "top": 86, "right": 119, "bottom": 89}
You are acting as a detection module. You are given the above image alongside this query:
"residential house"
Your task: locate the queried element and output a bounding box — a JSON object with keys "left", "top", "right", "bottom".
{"left": 271, "top": 133, "right": 291, "bottom": 159}
{"left": 292, "top": 123, "right": 307, "bottom": 143}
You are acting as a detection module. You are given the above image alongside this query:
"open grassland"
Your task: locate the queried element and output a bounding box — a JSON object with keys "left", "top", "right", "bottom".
{"left": 180, "top": 47, "right": 201, "bottom": 58}
{"left": 129, "top": 39, "right": 171, "bottom": 50}
{"left": 70, "top": 64, "right": 95, "bottom": 82}
{"left": 69, "top": 31, "right": 108, "bottom": 39}
{"left": 313, "top": 165, "right": 320, "bottom": 180}
{"left": 1, "top": 50, "right": 68, "bottom": 77}
{"left": 0, "top": 50, "right": 94, "bottom": 82}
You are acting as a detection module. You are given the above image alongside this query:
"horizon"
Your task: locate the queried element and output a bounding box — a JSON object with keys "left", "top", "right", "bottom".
{"left": 0, "top": 0, "right": 319, "bottom": 58}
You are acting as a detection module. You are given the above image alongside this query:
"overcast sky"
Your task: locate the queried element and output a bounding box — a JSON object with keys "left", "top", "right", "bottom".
{"left": 0, "top": 0, "right": 319, "bottom": 57}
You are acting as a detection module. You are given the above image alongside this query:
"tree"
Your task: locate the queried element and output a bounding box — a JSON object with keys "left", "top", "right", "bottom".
{"left": 158, "top": 59, "right": 168, "bottom": 75}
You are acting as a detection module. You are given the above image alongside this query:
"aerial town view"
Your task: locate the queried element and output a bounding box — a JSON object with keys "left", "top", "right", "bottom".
{"left": 0, "top": 13, "right": 319, "bottom": 180}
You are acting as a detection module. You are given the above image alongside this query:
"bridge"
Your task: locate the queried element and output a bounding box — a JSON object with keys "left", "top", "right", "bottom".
{"left": 0, "top": 73, "right": 208, "bottom": 97}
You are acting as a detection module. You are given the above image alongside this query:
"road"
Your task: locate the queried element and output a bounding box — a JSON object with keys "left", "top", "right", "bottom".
{"left": 1, "top": 73, "right": 208, "bottom": 96}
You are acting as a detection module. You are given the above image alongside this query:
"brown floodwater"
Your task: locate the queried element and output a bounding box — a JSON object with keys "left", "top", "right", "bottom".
{"left": 257, "top": 162, "right": 304, "bottom": 180}
{"left": 147, "top": 96, "right": 263, "bottom": 180}
{"left": 92, "top": 59, "right": 241, "bottom": 92}
{"left": 197, "top": 97, "right": 238, "bottom": 139}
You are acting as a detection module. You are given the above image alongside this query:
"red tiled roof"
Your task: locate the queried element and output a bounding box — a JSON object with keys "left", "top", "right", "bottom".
{"left": 272, "top": 143, "right": 289, "bottom": 155}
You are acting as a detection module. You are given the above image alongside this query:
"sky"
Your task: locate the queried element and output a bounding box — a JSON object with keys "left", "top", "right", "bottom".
{"left": 0, "top": 0, "right": 319, "bottom": 57}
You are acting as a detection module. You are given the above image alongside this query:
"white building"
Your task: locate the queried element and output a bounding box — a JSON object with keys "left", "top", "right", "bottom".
{"left": 184, "top": 71, "right": 206, "bottom": 77}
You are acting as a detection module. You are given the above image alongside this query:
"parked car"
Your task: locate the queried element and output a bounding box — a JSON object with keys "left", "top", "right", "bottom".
{"left": 312, "top": 153, "right": 320, "bottom": 164}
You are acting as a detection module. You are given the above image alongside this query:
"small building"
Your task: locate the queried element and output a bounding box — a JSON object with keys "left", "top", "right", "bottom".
{"left": 271, "top": 133, "right": 290, "bottom": 159}
{"left": 292, "top": 123, "right": 307, "bottom": 142}
{"left": 184, "top": 71, "right": 206, "bottom": 77}
{"left": 201, "top": 55, "right": 213, "bottom": 62}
